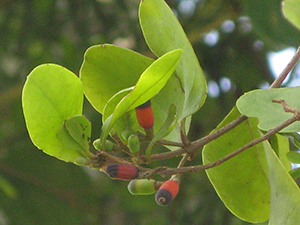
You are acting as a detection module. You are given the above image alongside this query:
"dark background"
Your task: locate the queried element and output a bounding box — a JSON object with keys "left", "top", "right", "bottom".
{"left": 1, "top": 0, "right": 299, "bottom": 224}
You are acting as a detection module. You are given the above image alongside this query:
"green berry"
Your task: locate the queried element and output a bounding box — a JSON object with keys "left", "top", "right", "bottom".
{"left": 128, "top": 179, "right": 160, "bottom": 195}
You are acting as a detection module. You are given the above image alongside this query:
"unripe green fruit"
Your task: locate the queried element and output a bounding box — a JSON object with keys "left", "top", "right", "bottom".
{"left": 104, "top": 140, "right": 114, "bottom": 151}
{"left": 128, "top": 179, "right": 160, "bottom": 195}
{"left": 121, "top": 130, "right": 136, "bottom": 142}
{"left": 128, "top": 134, "right": 140, "bottom": 156}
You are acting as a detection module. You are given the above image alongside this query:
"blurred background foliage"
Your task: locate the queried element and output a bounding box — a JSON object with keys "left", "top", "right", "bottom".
{"left": 1, "top": 0, "right": 300, "bottom": 224}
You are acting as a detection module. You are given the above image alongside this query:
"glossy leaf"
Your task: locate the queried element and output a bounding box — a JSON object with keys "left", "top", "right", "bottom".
{"left": 263, "top": 141, "right": 300, "bottom": 225}
{"left": 139, "top": 0, "right": 207, "bottom": 121}
{"left": 236, "top": 86, "right": 300, "bottom": 132}
{"left": 145, "top": 104, "right": 177, "bottom": 160}
{"left": 22, "top": 64, "right": 87, "bottom": 163}
{"left": 99, "top": 49, "right": 183, "bottom": 147}
{"left": 80, "top": 44, "right": 154, "bottom": 113}
{"left": 282, "top": 0, "right": 300, "bottom": 30}
{"left": 202, "top": 107, "right": 270, "bottom": 223}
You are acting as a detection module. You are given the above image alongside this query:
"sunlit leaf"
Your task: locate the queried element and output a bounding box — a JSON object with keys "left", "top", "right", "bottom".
{"left": 139, "top": 0, "right": 207, "bottom": 121}
{"left": 282, "top": 0, "right": 300, "bottom": 30}
{"left": 22, "top": 64, "right": 88, "bottom": 163}
{"left": 80, "top": 44, "right": 154, "bottom": 113}
{"left": 99, "top": 49, "right": 183, "bottom": 147}
{"left": 202, "top": 107, "right": 270, "bottom": 223}
{"left": 236, "top": 86, "right": 300, "bottom": 132}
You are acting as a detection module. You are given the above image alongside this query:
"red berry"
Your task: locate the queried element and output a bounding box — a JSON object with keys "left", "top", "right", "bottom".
{"left": 135, "top": 100, "right": 154, "bottom": 129}
{"left": 155, "top": 180, "right": 179, "bottom": 206}
{"left": 105, "top": 163, "right": 138, "bottom": 181}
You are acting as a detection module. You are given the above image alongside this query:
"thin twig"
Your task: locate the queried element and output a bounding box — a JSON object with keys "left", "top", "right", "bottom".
{"left": 95, "top": 46, "right": 300, "bottom": 172}
{"left": 269, "top": 46, "right": 300, "bottom": 89}
{"left": 145, "top": 46, "right": 300, "bottom": 162}
{"left": 142, "top": 103, "right": 300, "bottom": 177}
{"left": 146, "top": 115, "right": 248, "bottom": 162}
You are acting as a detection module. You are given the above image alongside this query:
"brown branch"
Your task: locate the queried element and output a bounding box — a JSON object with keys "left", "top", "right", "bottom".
{"left": 269, "top": 46, "right": 300, "bottom": 89}
{"left": 146, "top": 46, "right": 300, "bottom": 162}
{"left": 94, "top": 46, "right": 300, "bottom": 173}
{"left": 141, "top": 104, "right": 300, "bottom": 177}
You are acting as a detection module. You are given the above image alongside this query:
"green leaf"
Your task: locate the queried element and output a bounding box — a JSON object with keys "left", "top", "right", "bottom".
{"left": 103, "top": 87, "right": 135, "bottom": 121}
{"left": 22, "top": 64, "right": 86, "bottom": 163}
{"left": 80, "top": 44, "right": 154, "bottom": 113}
{"left": 56, "top": 115, "right": 92, "bottom": 165}
{"left": 236, "top": 86, "right": 300, "bottom": 132}
{"left": 103, "top": 86, "right": 139, "bottom": 138}
{"left": 282, "top": 0, "right": 300, "bottom": 30}
{"left": 145, "top": 104, "right": 177, "bottom": 160}
{"left": 289, "top": 167, "right": 300, "bottom": 180}
{"left": 263, "top": 141, "right": 300, "bottom": 225}
{"left": 64, "top": 115, "right": 91, "bottom": 151}
{"left": 202, "top": 107, "right": 270, "bottom": 223}
{"left": 80, "top": 44, "right": 185, "bottom": 146}
{"left": 139, "top": 0, "right": 207, "bottom": 121}
{"left": 99, "top": 49, "right": 183, "bottom": 147}
{"left": 269, "top": 134, "right": 291, "bottom": 171}
{"left": 286, "top": 151, "right": 300, "bottom": 164}
{"left": 245, "top": 0, "right": 300, "bottom": 49}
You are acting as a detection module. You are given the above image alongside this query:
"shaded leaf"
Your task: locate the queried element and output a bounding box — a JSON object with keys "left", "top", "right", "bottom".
{"left": 0, "top": 175, "right": 17, "bottom": 199}
{"left": 22, "top": 64, "right": 86, "bottom": 162}
{"left": 263, "top": 141, "right": 300, "bottom": 225}
{"left": 202, "top": 107, "right": 270, "bottom": 223}
{"left": 236, "top": 87, "right": 300, "bottom": 132}
{"left": 64, "top": 115, "right": 91, "bottom": 152}
{"left": 139, "top": 0, "right": 207, "bottom": 121}
{"left": 146, "top": 104, "right": 177, "bottom": 160}
{"left": 286, "top": 151, "right": 300, "bottom": 164}
{"left": 269, "top": 134, "right": 291, "bottom": 171}
{"left": 289, "top": 167, "right": 300, "bottom": 180}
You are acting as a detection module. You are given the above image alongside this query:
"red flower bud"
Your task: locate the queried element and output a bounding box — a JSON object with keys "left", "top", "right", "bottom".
{"left": 105, "top": 163, "right": 138, "bottom": 181}
{"left": 135, "top": 100, "right": 154, "bottom": 129}
{"left": 155, "top": 180, "right": 179, "bottom": 206}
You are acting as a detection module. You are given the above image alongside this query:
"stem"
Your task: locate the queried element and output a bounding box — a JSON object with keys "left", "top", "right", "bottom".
{"left": 147, "top": 46, "right": 300, "bottom": 162}
{"left": 148, "top": 115, "right": 248, "bottom": 162}
{"left": 142, "top": 108, "right": 300, "bottom": 177}
{"left": 269, "top": 46, "right": 300, "bottom": 89}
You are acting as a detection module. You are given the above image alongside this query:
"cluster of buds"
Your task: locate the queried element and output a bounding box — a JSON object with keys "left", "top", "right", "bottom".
{"left": 104, "top": 163, "right": 179, "bottom": 206}
{"left": 99, "top": 100, "right": 180, "bottom": 205}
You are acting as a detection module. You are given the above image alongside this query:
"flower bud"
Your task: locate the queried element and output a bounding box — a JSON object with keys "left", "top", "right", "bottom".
{"left": 128, "top": 134, "right": 140, "bottom": 156}
{"left": 155, "top": 180, "right": 179, "bottom": 206}
{"left": 135, "top": 100, "right": 154, "bottom": 129}
{"left": 105, "top": 163, "right": 138, "bottom": 180}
